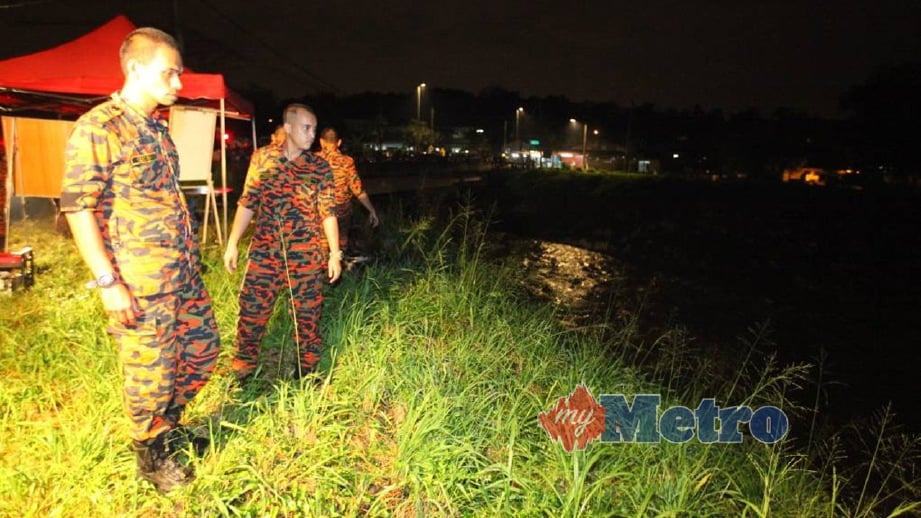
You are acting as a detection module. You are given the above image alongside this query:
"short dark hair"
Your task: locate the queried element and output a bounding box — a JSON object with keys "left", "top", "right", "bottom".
{"left": 283, "top": 103, "right": 315, "bottom": 124}
{"left": 320, "top": 127, "right": 338, "bottom": 143}
{"left": 119, "top": 27, "right": 180, "bottom": 75}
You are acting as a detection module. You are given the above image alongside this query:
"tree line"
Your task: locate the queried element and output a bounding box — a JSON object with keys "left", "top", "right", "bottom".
{"left": 237, "top": 63, "right": 921, "bottom": 179}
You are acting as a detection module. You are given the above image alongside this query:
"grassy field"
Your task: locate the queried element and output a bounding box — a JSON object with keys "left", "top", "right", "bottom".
{"left": 0, "top": 203, "right": 917, "bottom": 516}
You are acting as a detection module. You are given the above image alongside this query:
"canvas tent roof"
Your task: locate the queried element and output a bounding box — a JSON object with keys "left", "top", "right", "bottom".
{"left": 0, "top": 15, "right": 256, "bottom": 249}
{"left": 0, "top": 14, "right": 252, "bottom": 118}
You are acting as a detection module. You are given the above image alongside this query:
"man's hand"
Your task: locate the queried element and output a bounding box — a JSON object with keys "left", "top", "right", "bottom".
{"left": 328, "top": 257, "right": 342, "bottom": 283}
{"left": 224, "top": 207, "right": 254, "bottom": 274}
{"left": 101, "top": 283, "right": 137, "bottom": 325}
{"left": 224, "top": 243, "right": 239, "bottom": 273}
{"left": 356, "top": 194, "right": 378, "bottom": 229}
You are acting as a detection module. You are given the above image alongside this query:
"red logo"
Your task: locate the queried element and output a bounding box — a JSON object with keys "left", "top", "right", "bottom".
{"left": 538, "top": 383, "right": 605, "bottom": 452}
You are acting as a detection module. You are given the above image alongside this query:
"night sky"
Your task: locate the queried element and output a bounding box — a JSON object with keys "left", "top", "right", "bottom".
{"left": 1, "top": 0, "right": 919, "bottom": 117}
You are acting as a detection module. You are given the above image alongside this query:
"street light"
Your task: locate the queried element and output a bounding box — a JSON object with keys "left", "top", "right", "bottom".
{"left": 515, "top": 107, "right": 524, "bottom": 152}
{"left": 570, "top": 119, "right": 589, "bottom": 170}
{"left": 416, "top": 83, "right": 426, "bottom": 121}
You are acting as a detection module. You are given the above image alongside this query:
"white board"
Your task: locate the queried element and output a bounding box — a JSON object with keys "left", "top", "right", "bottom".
{"left": 169, "top": 106, "right": 216, "bottom": 182}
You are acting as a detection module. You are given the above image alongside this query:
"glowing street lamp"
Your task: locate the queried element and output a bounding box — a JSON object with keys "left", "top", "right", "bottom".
{"left": 416, "top": 83, "right": 426, "bottom": 121}
{"left": 570, "top": 118, "right": 589, "bottom": 171}
{"left": 515, "top": 107, "right": 524, "bottom": 151}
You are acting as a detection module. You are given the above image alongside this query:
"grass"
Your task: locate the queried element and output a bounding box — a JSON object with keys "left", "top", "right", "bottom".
{"left": 0, "top": 200, "right": 918, "bottom": 516}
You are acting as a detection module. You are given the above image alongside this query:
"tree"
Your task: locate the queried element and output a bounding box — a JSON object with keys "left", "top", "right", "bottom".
{"left": 405, "top": 120, "right": 438, "bottom": 153}
{"left": 841, "top": 63, "right": 921, "bottom": 175}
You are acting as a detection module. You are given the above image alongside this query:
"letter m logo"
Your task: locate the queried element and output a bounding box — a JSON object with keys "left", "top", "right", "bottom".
{"left": 600, "top": 394, "right": 661, "bottom": 443}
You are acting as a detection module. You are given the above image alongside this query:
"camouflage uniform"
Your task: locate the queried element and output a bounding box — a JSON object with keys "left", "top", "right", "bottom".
{"left": 60, "top": 93, "right": 220, "bottom": 443}
{"left": 315, "top": 147, "right": 364, "bottom": 251}
{"left": 232, "top": 145, "right": 336, "bottom": 377}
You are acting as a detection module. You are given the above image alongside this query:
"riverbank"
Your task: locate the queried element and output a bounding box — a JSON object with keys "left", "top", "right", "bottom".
{"left": 470, "top": 170, "right": 921, "bottom": 434}
{"left": 0, "top": 213, "right": 865, "bottom": 515}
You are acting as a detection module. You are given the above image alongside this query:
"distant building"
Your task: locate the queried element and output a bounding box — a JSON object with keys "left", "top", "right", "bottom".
{"left": 783, "top": 166, "right": 827, "bottom": 184}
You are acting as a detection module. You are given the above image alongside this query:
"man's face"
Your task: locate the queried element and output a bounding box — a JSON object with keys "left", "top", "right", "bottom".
{"left": 285, "top": 110, "right": 317, "bottom": 152}
{"left": 133, "top": 45, "right": 183, "bottom": 107}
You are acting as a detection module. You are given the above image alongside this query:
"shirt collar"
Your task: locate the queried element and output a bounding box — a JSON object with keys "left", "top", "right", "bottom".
{"left": 278, "top": 147, "right": 311, "bottom": 163}
{"left": 111, "top": 92, "right": 166, "bottom": 132}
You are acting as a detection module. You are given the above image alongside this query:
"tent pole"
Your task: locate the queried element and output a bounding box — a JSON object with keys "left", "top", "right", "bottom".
{"left": 220, "top": 98, "right": 228, "bottom": 239}
{"left": 202, "top": 182, "right": 210, "bottom": 245}
{"left": 3, "top": 118, "right": 14, "bottom": 253}
{"left": 209, "top": 179, "right": 223, "bottom": 245}
{"left": 14, "top": 124, "right": 25, "bottom": 222}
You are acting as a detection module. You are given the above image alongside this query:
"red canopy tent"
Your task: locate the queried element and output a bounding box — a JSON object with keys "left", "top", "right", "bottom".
{"left": 0, "top": 14, "right": 252, "bottom": 117}
{"left": 0, "top": 14, "right": 255, "bottom": 249}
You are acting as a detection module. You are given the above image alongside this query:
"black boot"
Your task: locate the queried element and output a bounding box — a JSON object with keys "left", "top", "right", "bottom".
{"left": 165, "top": 426, "right": 210, "bottom": 458}
{"left": 132, "top": 433, "right": 194, "bottom": 493}
{"left": 292, "top": 365, "right": 324, "bottom": 387}
{"left": 291, "top": 364, "right": 312, "bottom": 380}
{"left": 233, "top": 371, "right": 254, "bottom": 387}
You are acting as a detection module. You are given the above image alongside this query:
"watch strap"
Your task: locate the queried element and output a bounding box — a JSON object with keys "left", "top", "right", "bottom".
{"left": 86, "top": 272, "right": 117, "bottom": 289}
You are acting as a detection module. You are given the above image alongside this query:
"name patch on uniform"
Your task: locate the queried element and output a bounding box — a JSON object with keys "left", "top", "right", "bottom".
{"left": 129, "top": 153, "right": 157, "bottom": 166}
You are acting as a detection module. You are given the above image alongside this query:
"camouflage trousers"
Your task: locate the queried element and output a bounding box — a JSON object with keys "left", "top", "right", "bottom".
{"left": 232, "top": 246, "right": 325, "bottom": 377}
{"left": 108, "top": 272, "right": 220, "bottom": 443}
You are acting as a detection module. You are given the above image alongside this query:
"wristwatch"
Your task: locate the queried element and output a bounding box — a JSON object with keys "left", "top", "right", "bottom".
{"left": 329, "top": 250, "right": 344, "bottom": 261}
{"left": 86, "top": 272, "right": 117, "bottom": 289}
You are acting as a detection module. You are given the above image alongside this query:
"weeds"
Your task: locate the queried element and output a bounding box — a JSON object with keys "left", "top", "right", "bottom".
{"left": 0, "top": 204, "right": 917, "bottom": 516}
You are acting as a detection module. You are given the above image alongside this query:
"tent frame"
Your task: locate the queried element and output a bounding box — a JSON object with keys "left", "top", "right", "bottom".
{"left": 2, "top": 100, "right": 255, "bottom": 248}
{"left": 0, "top": 12, "right": 258, "bottom": 248}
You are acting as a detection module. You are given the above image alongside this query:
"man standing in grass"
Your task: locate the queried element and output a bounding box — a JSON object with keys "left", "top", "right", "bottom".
{"left": 60, "top": 27, "right": 220, "bottom": 493}
{"left": 223, "top": 104, "right": 342, "bottom": 384}
{"left": 315, "top": 127, "right": 379, "bottom": 258}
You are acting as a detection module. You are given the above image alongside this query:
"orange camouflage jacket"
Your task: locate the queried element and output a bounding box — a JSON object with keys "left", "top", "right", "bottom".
{"left": 238, "top": 145, "right": 336, "bottom": 253}
{"left": 60, "top": 94, "right": 197, "bottom": 297}
{"left": 315, "top": 148, "right": 364, "bottom": 212}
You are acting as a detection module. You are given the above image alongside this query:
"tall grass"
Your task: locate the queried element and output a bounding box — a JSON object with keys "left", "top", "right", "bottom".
{"left": 0, "top": 205, "right": 917, "bottom": 516}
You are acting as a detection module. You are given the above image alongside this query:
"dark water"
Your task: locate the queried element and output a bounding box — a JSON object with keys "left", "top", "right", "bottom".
{"left": 460, "top": 172, "right": 921, "bottom": 434}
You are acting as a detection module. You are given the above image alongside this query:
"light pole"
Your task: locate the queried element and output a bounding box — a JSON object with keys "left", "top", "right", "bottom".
{"left": 570, "top": 118, "right": 589, "bottom": 170}
{"left": 416, "top": 82, "right": 426, "bottom": 121}
{"left": 515, "top": 107, "right": 524, "bottom": 152}
{"left": 592, "top": 129, "right": 601, "bottom": 169}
